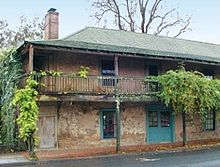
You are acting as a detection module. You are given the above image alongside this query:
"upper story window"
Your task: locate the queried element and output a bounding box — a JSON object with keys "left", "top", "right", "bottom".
{"left": 101, "top": 59, "right": 115, "bottom": 86}
{"left": 149, "top": 64, "right": 159, "bottom": 76}
{"left": 101, "top": 59, "right": 115, "bottom": 76}
{"left": 33, "top": 56, "right": 49, "bottom": 71}
{"left": 203, "top": 69, "right": 214, "bottom": 80}
{"left": 147, "top": 64, "right": 159, "bottom": 91}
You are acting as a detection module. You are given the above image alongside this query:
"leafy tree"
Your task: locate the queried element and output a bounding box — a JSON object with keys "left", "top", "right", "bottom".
{"left": 151, "top": 67, "right": 220, "bottom": 145}
{"left": 0, "top": 16, "right": 44, "bottom": 49}
{"left": 91, "top": 0, "right": 191, "bottom": 37}
{"left": 0, "top": 49, "right": 22, "bottom": 147}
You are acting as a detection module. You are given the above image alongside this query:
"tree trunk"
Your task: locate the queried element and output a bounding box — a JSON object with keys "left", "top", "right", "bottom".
{"left": 182, "top": 111, "right": 187, "bottom": 146}
{"left": 27, "top": 132, "right": 37, "bottom": 160}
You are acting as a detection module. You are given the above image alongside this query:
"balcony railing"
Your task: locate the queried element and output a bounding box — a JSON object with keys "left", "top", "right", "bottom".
{"left": 34, "top": 75, "right": 159, "bottom": 95}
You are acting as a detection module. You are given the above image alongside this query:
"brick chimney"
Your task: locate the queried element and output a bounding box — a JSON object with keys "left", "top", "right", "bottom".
{"left": 44, "top": 8, "right": 59, "bottom": 40}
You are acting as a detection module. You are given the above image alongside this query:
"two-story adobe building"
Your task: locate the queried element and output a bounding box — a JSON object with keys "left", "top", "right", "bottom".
{"left": 17, "top": 9, "right": 220, "bottom": 151}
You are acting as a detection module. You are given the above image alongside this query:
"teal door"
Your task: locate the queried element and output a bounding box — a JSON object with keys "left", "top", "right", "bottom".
{"left": 147, "top": 105, "right": 174, "bottom": 144}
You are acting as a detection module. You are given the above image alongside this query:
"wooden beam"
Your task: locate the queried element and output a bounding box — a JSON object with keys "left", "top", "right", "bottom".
{"left": 28, "top": 45, "right": 34, "bottom": 72}
{"left": 114, "top": 55, "right": 119, "bottom": 76}
{"left": 32, "top": 45, "right": 220, "bottom": 66}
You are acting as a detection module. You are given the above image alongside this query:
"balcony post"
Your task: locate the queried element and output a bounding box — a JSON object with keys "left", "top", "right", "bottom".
{"left": 114, "top": 55, "right": 121, "bottom": 152}
{"left": 114, "top": 55, "right": 119, "bottom": 76}
{"left": 115, "top": 94, "right": 120, "bottom": 152}
{"left": 28, "top": 45, "right": 34, "bottom": 72}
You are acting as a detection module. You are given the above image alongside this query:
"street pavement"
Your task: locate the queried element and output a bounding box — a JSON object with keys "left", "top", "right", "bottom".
{"left": 17, "top": 146, "right": 220, "bottom": 167}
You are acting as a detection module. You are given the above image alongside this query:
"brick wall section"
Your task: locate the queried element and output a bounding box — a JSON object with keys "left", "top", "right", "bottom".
{"left": 119, "top": 57, "right": 145, "bottom": 77}
{"left": 44, "top": 10, "right": 59, "bottom": 40}
{"left": 56, "top": 52, "right": 99, "bottom": 75}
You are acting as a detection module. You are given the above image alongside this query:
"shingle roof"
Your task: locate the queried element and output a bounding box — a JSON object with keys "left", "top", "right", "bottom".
{"left": 27, "top": 27, "right": 220, "bottom": 64}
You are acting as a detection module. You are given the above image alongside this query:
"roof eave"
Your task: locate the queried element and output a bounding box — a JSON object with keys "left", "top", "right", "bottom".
{"left": 24, "top": 42, "right": 220, "bottom": 66}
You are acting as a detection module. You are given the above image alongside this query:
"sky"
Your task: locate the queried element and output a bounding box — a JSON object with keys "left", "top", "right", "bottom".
{"left": 0, "top": 0, "right": 220, "bottom": 44}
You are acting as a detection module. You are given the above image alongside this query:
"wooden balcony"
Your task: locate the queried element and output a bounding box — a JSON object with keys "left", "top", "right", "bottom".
{"left": 35, "top": 75, "right": 159, "bottom": 96}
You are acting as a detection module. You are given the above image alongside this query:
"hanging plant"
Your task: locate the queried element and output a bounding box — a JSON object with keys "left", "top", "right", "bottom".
{"left": 78, "top": 66, "right": 89, "bottom": 78}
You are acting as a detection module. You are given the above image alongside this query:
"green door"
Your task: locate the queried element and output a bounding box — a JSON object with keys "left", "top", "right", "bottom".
{"left": 147, "top": 105, "right": 174, "bottom": 144}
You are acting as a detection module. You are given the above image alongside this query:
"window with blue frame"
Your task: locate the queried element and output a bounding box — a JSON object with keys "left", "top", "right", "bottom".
{"left": 101, "top": 59, "right": 115, "bottom": 86}
{"left": 101, "top": 109, "right": 116, "bottom": 139}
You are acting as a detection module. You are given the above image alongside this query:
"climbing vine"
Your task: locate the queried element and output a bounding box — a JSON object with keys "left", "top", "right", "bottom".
{"left": 12, "top": 73, "right": 39, "bottom": 159}
{"left": 150, "top": 66, "right": 220, "bottom": 145}
{"left": 151, "top": 67, "right": 220, "bottom": 118}
{"left": 11, "top": 66, "right": 90, "bottom": 159}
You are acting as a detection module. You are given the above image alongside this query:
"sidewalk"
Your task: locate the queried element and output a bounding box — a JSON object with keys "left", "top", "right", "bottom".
{"left": 0, "top": 154, "right": 29, "bottom": 167}
{"left": 1, "top": 141, "right": 220, "bottom": 167}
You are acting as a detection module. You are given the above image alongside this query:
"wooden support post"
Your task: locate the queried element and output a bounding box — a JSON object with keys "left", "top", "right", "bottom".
{"left": 114, "top": 55, "right": 119, "bottom": 76}
{"left": 114, "top": 55, "right": 121, "bottom": 152}
{"left": 182, "top": 111, "right": 187, "bottom": 146}
{"left": 28, "top": 45, "right": 34, "bottom": 72}
{"left": 115, "top": 95, "right": 120, "bottom": 152}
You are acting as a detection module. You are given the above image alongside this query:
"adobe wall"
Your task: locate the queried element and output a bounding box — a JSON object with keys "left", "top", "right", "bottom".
{"left": 121, "top": 103, "right": 146, "bottom": 145}
{"left": 38, "top": 101, "right": 220, "bottom": 150}
{"left": 174, "top": 113, "right": 220, "bottom": 142}
{"left": 57, "top": 102, "right": 146, "bottom": 149}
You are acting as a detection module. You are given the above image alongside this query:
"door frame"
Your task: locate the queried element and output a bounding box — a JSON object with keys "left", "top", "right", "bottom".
{"left": 146, "top": 103, "right": 175, "bottom": 144}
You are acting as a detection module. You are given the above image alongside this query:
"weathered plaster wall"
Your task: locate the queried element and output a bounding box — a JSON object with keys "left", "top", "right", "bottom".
{"left": 58, "top": 102, "right": 114, "bottom": 149}
{"left": 174, "top": 114, "right": 183, "bottom": 142}
{"left": 57, "top": 102, "right": 146, "bottom": 149}
{"left": 174, "top": 113, "right": 220, "bottom": 142}
{"left": 38, "top": 101, "right": 220, "bottom": 150}
{"left": 121, "top": 103, "right": 146, "bottom": 145}
{"left": 186, "top": 114, "right": 220, "bottom": 141}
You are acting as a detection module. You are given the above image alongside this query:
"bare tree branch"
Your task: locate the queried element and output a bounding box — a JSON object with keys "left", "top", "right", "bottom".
{"left": 125, "top": 0, "right": 135, "bottom": 32}
{"left": 145, "top": 0, "right": 162, "bottom": 33}
{"left": 153, "top": 8, "right": 177, "bottom": 35}
{"left": 112, "top": 0, "right": 123, "bottom": 30}
{"left": 91, "top": 0, "right": 192, "bottom": 37}
{"left": 173, "top": 16, "right": 192, "bottom": 38}
{"left": 139, "top": 0, "right": 149, "bottom": 33}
